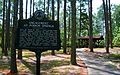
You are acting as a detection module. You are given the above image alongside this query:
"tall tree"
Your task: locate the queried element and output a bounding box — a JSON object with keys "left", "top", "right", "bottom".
{"left": 68, "top": 6, "right": 71, "bottom": 48}
{"left": 44, "top": 0, "right": 45, "bottom": 14}
{"left": 52, "top": 0, "right": 54, "bottom": 20}
{"left": 89, "top": 0, "right": 93, "bottom": 52}
{"left": 47, "top": 0, "right": 50, "bottom": 17}
{"left": 78, "top": 0, "right": 82, "bottom": 48}
{"left": 57, "top": 0, "right": 60, "bottom": 22}
{"left": 79, "top": 0, "right": 89, "bottom": 37}
{"left": 33, "top": 0, "right": 35, "bottom": 14}
{"left": 18, "top": 0, "right": 23, "bottom": 60}
{"left": 106, "top": 0, "right": 109, "bottom": 53}
{"left": 108, "top": 0, "right": 113, "bottom": 48}
{"left": 30, "top": 0, "right": 32, "bottom": 17}
{"left": 5, "top": 0, "right": 11, "bottom": 56}
{"left": 0, "top": 0, "right": 2, "bottom": 14}
{"left": 10, "top": 0, "right": 18, "bottom": 73}
{"left": 63, "top": 0, "right": 67, "bottom": 54}
{"left": 1, "top": 0, "right": 5, "bottom": 56}
{"left": 25, "top": 0, "right": 28, "bottom": 19}
{"left": 79, "top": 0, "right": 82, "bottom": 36}
{"left": 51, "top": 0, "right": 55, "bottom": 55}
{"left": 102, "top": 0, "right": 109, "bottom": 53}
{"left": 71, "top": 0, "right": 77, "bottom": 65}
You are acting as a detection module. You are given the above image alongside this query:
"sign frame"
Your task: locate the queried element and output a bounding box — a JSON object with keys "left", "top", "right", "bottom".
{"left": 15, "top": 19, "right": 61, "bottom": 52}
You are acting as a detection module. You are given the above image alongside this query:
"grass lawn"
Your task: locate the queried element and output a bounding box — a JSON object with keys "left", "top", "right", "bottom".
{"left": 0, "top": 49, "right": 82, "bottom": 75}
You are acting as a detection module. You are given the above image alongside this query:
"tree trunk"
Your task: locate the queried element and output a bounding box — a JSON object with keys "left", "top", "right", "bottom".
{"left": 63, "top": 0, "right": 67, "bottom": 54}
{"left": 10, "top": 0, "right": 18, "bottom": 73}
{"left": 78, "top": 0, "right": 82, "bottom": 48}
{"left": 5, "top": 0, "right": 11, "bottom": 56}
{"left": 102, "top": 0, "right": 109, "bottom": 53}
{"left": 68, "top": 6, "right": 71, "bottom": 48}
{"left": 30, "top": 0, "right": 32, "bottom": 17}
{"left": 106, "top": 0, "right": 109, "bottom": 53}
{"left": 47, "top": 0, "right": 50, "bottom": 17}
{"left": 44, "top": 0, "right": 45, "bottom": 14}
{"left": 25, "top": 0, "right": 28, "bottom": 19}
{"left": 33, "top": 0, "right": 35, "bottom": 14}
{"left": 52, "top": 0, "right": 54, "bottom": 20}
{"left": 71, "top": 0, "right": 77, "bottom": 65}
{"left": 57, "top": 0, "right": 60, "bottom": 22}
{"left": 1, "top": 0, "right": 6, "bottom": 56}
{"left": 5, "top": 0, "right": 8, "bottom": 56}
{"left": 51, "top": 0, "right": 55, "bottom": 55}
{"left": 79, "top": 0, "right": 81, "bottom": 37}
{"left": 89, "top": 0, "right": 93, "bottom": 52}
{"left": 108, "top": 0, "right": 113, "bottom": 48}
{"left": 18, "top": 0, "right": 23, "bottom": 60}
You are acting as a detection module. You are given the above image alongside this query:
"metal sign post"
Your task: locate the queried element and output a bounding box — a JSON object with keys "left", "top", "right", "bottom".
{"left": 35, "top": 51, "right": 41, "bottom": 75}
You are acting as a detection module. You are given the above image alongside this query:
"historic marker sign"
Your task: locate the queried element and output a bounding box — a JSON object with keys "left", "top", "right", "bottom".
{"left": 15, "top": 10, "right": 61, "bottom": 75}
{"left": 15, "top": 19, "right": 61, "bottom": 52}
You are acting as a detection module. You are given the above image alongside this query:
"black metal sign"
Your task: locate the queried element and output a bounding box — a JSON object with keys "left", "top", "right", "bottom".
{"left": 15, "top": 19, "right": 61, "bottom": 51}
{"left": 15, "top": 10, "right": 61, "bottom": 75}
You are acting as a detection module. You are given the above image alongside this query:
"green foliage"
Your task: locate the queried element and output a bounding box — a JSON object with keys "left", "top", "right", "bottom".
{"left": 35, "top": 0, "right": 44, "bottom": 10}
{"left": 0, "top": 25, "right": 2, "bottom": 44}
{"left": 113, "top": 32, "right": 120, "bottom": 46}
{"left": 98, "top": 40, "right": 104, "bottom": 48}
{"left": 60, "top": 29, "right": 64, "bottom": 46}
{"left": 112, "top": 5, "right": 120, "bottom": 35}
{"left": 80, "top": 0, "right": 89, "bottom": 36}
{"left": 94, "top": 4, "right": 120, "bottom": 47}
{"left": 93, "top": 5, "right": 104, "bottom": 36}
{"left": 112, "top": 5, "right": 120, "bottom": 46}
{"left": 0, "top": 0, "right": 2, "bottom": 14}
{"left": 81, "top": 12, "right": 89, "bottom": 31}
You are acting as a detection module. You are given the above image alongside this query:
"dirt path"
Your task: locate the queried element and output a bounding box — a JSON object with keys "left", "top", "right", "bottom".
{"left": 77, "top": 48, "right": 120, "bottom": 75}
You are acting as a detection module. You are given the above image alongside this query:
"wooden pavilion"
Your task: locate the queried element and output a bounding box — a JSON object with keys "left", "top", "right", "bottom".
{"left": 77, "top": 36, "right": 104, "bottom": 48}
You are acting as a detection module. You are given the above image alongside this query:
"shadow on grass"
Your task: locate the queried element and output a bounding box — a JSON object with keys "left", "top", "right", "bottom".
{"left": 41, "top": 60, "right": 70, "bottom": 70}
{"left": 105, "top": 54, "right": 120, "bottom": 59}
{"left": 21, "top": 58, "right": 70, "bottom": 74}
{"left": 21, "top": 60, "right": 36, "bottom": 74}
